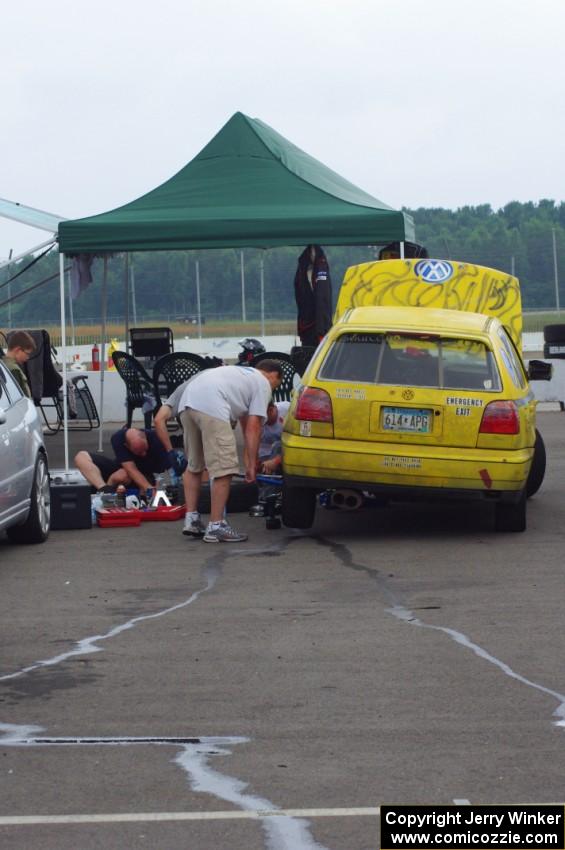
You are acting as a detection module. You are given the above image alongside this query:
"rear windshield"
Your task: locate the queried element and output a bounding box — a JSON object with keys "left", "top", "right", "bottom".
{"left": 318, "top": 332, "right": 501, "bottom": 391}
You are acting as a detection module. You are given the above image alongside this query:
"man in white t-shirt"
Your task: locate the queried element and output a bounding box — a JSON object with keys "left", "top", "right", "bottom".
{"left": 178, "top": 361, "right": 282, "bottom": 543}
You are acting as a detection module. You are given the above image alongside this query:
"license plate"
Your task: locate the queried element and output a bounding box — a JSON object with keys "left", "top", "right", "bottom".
{"left": 382, "top": 406, "right": 432, "bottom": 433}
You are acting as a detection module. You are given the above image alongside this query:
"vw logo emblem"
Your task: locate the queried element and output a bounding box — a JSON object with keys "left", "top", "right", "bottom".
{"left": 402, "top": 389, "right": 414, "bottom": 400}
{"left": 415, "top": 260, "right": 453, "bottom": 283}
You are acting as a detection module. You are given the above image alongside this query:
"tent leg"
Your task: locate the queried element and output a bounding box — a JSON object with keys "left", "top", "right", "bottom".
{"left": 59, "top": 253, "right": 69, "bottom": 471}
{"left": 97, "top": 257, "right": 108, "bottom": 453}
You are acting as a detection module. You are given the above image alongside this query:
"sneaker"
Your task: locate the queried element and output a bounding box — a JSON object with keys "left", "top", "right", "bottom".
{"left": 182, "top": 513, "right": 206, "bottom": 537}
{"left": 203, "top": 520, "right": 248, "bottom": 543}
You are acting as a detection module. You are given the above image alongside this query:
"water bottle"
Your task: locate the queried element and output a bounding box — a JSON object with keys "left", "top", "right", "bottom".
{"left": 91, "top": 493, "right": 103, "bottom": 523}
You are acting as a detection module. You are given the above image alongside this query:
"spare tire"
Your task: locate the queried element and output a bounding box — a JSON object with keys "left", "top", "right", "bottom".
{"left": 197, "top": 478, "right": 259, "bottom": 514}
{"left": 543, "top": 324, "right": 565, "bottom": 343}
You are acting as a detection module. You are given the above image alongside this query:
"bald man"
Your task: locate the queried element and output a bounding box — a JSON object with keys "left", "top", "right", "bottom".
{"left": 75, "top": 427, "right": 171, "bottom": 496}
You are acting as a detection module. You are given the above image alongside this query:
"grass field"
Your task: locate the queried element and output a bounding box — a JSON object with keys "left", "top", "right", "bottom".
{"left": 47, "top": 319, "right": 297, "bottom": 347}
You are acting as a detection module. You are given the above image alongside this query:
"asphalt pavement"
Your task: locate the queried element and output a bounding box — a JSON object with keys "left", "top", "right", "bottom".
{"left": 1, "top": 410, "right": 565, "bottom": 850}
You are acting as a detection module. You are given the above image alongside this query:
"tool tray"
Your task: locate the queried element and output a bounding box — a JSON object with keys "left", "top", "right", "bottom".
{"left": 96, "top": 504, "right": 185, "bottom": 527}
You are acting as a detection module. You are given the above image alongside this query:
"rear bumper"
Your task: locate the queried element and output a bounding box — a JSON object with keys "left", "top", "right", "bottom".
{"left": 282, "top": 433, "right": 532, "bottom": 501}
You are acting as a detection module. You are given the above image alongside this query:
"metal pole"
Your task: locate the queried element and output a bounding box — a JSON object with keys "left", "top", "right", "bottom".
{"left": 7, "top": 249, "right": 12, "bottom": 328}
{"left": 130, "top": 255, "right": 137, "bottom": 328}
{"left": 124, "top": 253, "right": 130, "bottom": 353}
{"left": 195, "top": 259, "right": 202, "bottom": 340}
{"left": 59, "top": 253, "right": 69, "bottom": 471}
{"left": 240, "top": 250, "right": 246, "bottom": 322}
{"left": 98, "top": 257, "right": 108, "bottom": 453}
{"left": 260, "top": 252, "right": 265, "bottom": 339}
{"left": 552, "top": 228, "right": 560, "bottom": 312}
{"left": 67, "top": 269, "right": 75, "bottom": 346}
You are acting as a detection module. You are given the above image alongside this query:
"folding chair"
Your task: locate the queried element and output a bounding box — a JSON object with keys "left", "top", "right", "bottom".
{"left": 22, "top": 330, "right": 100, "bottom": 433}
{"left": 129, "top": 327, "right": 174, "bottom": 369}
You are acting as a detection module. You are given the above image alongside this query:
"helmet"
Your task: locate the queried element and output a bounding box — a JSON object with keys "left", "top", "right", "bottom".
{"left": 237, "top": 338, "right": 266, "bottom": 364}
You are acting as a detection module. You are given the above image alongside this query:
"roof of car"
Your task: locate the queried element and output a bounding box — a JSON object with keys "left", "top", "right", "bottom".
{"left": 339, "top": 306, "right": 495, "bottom": 335}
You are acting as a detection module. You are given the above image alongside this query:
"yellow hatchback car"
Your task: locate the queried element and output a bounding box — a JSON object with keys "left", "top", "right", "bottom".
{"left": 282, "top": 259, "right": 551, "bottom": 533}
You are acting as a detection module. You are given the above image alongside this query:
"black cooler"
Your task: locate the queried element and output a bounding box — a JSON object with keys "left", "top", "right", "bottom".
{"left": 50, "top": 469, "right": 92, "bottom": 530}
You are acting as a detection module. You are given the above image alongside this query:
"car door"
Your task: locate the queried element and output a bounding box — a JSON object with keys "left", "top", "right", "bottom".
{"left": 0, "top": 363, "right": 32, "bottom": 529}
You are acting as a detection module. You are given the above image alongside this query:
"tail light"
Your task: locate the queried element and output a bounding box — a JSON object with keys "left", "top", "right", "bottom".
{"left": 295, "top": 387, "right": 333, "bottom": 423}
{"left": 479, "top": 400, "right": 520, "bottom": 435}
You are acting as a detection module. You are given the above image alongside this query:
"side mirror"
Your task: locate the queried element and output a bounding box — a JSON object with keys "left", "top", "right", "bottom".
{"left": 528, "top": 359, "right": 553, "bottom": 382}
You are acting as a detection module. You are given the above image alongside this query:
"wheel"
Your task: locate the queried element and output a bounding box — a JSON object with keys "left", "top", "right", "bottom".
{"left": 281, "top": 484, "right": 316, "bottom": 529}
{"left": 495, "top": 489, "right": 526, "bottom": 533}
{"left": 543, "top": 324, "right": 565, "bottom": 343}
{"left": 7, "top": 454, "right": 51, "bottom": 544}
{"left": 197, "top": 479, "right": 258, "bottom": 514}
{"left": 526, "top": 429, "right": 546, "bottom": 498}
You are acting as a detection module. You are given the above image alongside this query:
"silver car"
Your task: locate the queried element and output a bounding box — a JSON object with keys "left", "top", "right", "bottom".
{"left": 0, "top": 359, "right": 50, "bottom": 543}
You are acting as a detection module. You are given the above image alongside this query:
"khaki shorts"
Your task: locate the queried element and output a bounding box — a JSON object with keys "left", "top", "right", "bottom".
{"left": 180, "top": 408, "right": 240, "bottom": 479}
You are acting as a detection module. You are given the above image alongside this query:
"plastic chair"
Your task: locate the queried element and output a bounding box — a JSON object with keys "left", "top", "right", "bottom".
{"left": 111, "top": 350, "right": 155, "bottom": 428}
{"left": 249, "top": 351, "right": 299, "bottom": 402}
{"left": 152, "top": 351, "right": 207, "bottom": 408}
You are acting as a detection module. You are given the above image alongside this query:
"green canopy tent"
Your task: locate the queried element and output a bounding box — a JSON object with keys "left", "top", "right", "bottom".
{"left": 56, "top": 111, "right": 415, "bottom": 465}
{"left": 58, "top": 111, "right": 414, "bottom": 252}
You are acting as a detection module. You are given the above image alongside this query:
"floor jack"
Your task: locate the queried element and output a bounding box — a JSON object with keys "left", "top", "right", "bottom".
{"left": 251, "top": 474, "right": 283, "bottom": 530}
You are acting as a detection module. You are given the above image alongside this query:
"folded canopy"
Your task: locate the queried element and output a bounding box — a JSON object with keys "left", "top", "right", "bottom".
{"left": 58, "top": 112, "right": 414, "bottom": 253}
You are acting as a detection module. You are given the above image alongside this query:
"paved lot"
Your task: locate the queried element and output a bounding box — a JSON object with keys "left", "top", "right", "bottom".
{"left": 1, "top": 412, "right": 565, "bottom": 850}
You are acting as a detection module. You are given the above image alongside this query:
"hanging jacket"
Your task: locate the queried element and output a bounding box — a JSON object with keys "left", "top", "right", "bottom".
{"left": 293, "top": 245, "right": 332, "bottom": 346}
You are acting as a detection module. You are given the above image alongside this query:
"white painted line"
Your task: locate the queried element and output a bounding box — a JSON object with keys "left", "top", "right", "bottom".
{"left": 0, "top": 807, "right": 381, "bottom": 826}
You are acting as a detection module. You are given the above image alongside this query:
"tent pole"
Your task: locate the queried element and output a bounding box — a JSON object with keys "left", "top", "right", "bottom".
{"left": 260, "top": 252, "right": 265, "bottom": 339}
{"left": 124, "top": 253, "right": 130, "bottom": 353}
{"left": 195, "top": 260, "right": 202, "bottom": 340}
{"left": 98, "top": 257, "right": 108, "bottom": 453}
{"left": 59, "top": 253, "right": 69, "bottom": 471}
{"left": 240, "top": 250, "right": 246, "bottom": 322}
{"left": 400, "top": 242, "right": 405, "bottom": 259}
{"left": 7, "top": 250, "right": 12, "bottom": 329}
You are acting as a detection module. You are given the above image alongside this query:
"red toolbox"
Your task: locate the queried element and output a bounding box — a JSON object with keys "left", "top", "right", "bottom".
{"left": 139, "top": 505, "right": 185, "bottom": 522}
{"left": 96, "top": 508, "right": 142, "bottom": 527}
{"left": 96, "top": 505, "right": 185, "bottom": 527}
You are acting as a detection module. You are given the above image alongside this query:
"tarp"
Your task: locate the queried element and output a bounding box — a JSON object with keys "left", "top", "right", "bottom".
{"left": 58, "top": 112, "right": 414, "bottom": 253}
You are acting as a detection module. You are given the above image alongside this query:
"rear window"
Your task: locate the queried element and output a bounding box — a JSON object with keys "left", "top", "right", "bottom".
{"left": 318, "top": 332, "right": 501, "bottom": 390}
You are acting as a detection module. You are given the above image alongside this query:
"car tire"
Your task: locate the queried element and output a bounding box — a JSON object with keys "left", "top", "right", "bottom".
{"left": 281, "top": 484, "right": 316, "bottom": 529}
{"left": 197, "top": 479, "right": 259, "bottom": 515}
{"left": 526, "top": 429, "right": 546, "bottom": 498}
{"left": 494, "top": 489, "right": 526, "bottom": 533}
{"left": 543, "top": 324, "right": 565, "bottom": 343}
{"left": 6, "top": 454, "right": 51, "bottom": 544}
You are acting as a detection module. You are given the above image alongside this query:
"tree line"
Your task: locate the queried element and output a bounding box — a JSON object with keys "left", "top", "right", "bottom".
{"left": 2, "top": 199, "right": 564, "bottom": 328}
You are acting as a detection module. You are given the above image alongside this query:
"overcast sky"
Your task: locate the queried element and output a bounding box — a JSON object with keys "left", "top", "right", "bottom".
{"left": 2, "top": 0, "right": 564, "bottom": 257}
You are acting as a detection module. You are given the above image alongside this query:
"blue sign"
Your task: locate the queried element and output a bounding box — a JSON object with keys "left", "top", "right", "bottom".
{"left": 415, "top": 260, "right": 454, "bottom": 283}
